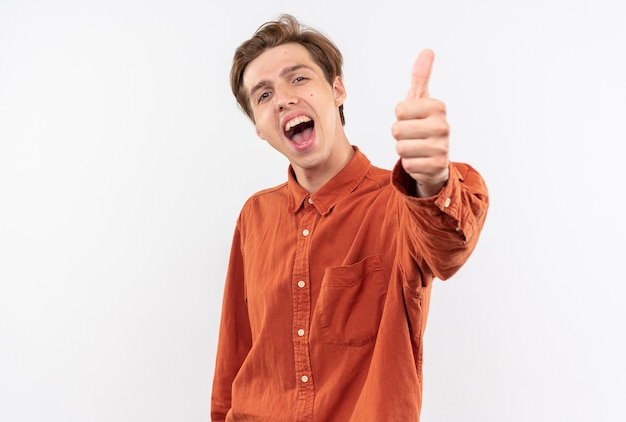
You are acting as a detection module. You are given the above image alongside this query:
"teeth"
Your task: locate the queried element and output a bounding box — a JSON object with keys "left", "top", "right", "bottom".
{"left": 284, "top": 116, "right": 311, "bottom": 132}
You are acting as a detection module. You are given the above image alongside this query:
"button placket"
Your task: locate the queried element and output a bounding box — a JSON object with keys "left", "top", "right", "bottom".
{"left": 291, "top": 208, "right": 317, "bottom": 420}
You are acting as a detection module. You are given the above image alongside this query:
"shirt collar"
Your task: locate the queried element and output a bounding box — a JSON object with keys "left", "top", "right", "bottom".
{"left": 287, "top": 146, "right": 371, "bottom": 215}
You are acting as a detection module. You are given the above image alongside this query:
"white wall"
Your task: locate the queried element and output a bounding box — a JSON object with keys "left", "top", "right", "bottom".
{"left": 1, "top": 1, "right": 624, "bottom": 421}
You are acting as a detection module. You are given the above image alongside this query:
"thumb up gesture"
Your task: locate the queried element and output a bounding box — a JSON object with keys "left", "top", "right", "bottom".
{"left": 392, "top": 49, "right": 450, "bottom": 197}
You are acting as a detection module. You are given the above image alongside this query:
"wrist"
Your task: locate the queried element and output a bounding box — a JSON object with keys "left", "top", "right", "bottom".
{"left": 415, "top": 179, "right": 447, "bottom": 198}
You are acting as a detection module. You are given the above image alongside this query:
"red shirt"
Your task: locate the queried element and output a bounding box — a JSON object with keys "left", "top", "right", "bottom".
{"left": 211, "top": 147, "right": 489, "bottom": 421}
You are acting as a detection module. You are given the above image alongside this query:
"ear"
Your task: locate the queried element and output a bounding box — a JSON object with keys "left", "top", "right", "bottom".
{"left": 255, "top": 126, "right": 265, "bottom": 141}
{"left": 333, "top": 76, "right": 346, "bottom": 106}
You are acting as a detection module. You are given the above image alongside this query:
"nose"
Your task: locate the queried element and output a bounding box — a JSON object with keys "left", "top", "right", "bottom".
{"left": 275, "top": 85, "right": 298, "bottom": 111}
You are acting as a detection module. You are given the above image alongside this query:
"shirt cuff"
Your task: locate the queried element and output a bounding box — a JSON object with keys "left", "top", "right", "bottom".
{"left": 391, "top": 160, "right": 471, "bottom": 240}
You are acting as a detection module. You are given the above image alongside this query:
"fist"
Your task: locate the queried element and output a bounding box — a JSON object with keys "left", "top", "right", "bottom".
{"left": 391, "top": 49, "right": 450, "bottom": 197}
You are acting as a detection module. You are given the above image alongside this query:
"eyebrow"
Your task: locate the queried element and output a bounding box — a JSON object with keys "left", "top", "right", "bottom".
{"left": 248, "top": 64, "right": 312, "bottom": 99}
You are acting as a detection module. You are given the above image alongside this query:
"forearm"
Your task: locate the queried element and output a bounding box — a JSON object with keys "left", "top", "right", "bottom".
{"left": 415, "top": 179, "right": 447, "bottom": 198}
{"left": 212, "top": 225, "right": 252, "bottom": 420}
{"left": 394, "top": 161, "right": 489, "bottom": 280}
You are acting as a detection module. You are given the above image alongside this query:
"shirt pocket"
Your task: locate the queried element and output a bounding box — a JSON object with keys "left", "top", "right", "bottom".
{"left": 316, "top": 254, "right": 387, "bottom": 347}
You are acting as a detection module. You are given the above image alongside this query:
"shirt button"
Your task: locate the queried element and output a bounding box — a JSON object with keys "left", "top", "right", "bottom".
{"left": 297, "top": 280, "right": 305, "bottom": 288}
{"left": 297, "top": 329, "right": 305, "bottom": 337}
{"left": 455, "top": 226, "right": 461, "bottom": 232}
{"left": 302, "top": 229, "right": 310, "bottom": 236}
{"left": 301, "top": 375, "right": 309, "bottom": 383}
{"left": 307, "top": 197, "right": 313, "bottom": 204}
{"left": 444, "top": 197, "right": 451, "bottom": 208}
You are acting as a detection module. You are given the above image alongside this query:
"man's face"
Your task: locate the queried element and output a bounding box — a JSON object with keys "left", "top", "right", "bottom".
{"left": 243, "top": 43, "right": 347, "bottom": 177}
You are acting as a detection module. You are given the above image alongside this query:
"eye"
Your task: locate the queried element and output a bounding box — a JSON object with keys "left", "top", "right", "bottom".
{"left": 258, "top": 91, "right": 271, "bottom": 103}
{"left": 293, "top": 76, "right": 307, "bottom": 83}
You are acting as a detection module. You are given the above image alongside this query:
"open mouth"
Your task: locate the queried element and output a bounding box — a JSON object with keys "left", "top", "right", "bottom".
{"left": 284, "top": 115, "right": 314, "bottom": 146}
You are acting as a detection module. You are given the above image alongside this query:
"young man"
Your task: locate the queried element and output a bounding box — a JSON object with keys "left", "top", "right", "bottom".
{"left": 211, "top": 14, "right": 489, "bottom": 422}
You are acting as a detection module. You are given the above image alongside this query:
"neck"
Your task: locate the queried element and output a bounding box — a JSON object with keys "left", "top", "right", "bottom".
{"left": 294, "top": 145, "right": 355, "bottom": 193}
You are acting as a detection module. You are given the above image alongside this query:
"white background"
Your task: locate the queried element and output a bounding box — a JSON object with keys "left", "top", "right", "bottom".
{"left": 1, "top": 1, "right": 624, "bottom": 421}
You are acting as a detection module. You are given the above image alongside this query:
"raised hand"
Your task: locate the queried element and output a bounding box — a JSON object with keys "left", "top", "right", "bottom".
{"left": 391, "top": 49, "right": 450, "bottom": 197}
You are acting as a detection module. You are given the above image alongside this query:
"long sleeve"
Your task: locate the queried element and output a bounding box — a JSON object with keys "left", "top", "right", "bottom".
{"left": 210, "top": 223, "right": 252, "bottom": 422}
{"left": 393, "top": 161, "right": 489, "bottom": 281}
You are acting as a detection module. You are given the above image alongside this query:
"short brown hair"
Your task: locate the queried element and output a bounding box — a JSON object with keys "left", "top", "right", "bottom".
{"left": 230, "top": 14, "right": 345, "bottom": 125}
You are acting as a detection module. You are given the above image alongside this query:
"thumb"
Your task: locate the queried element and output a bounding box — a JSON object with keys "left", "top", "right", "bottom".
{"left": 407, "top": 49, "right": 435, "bottom": 99}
